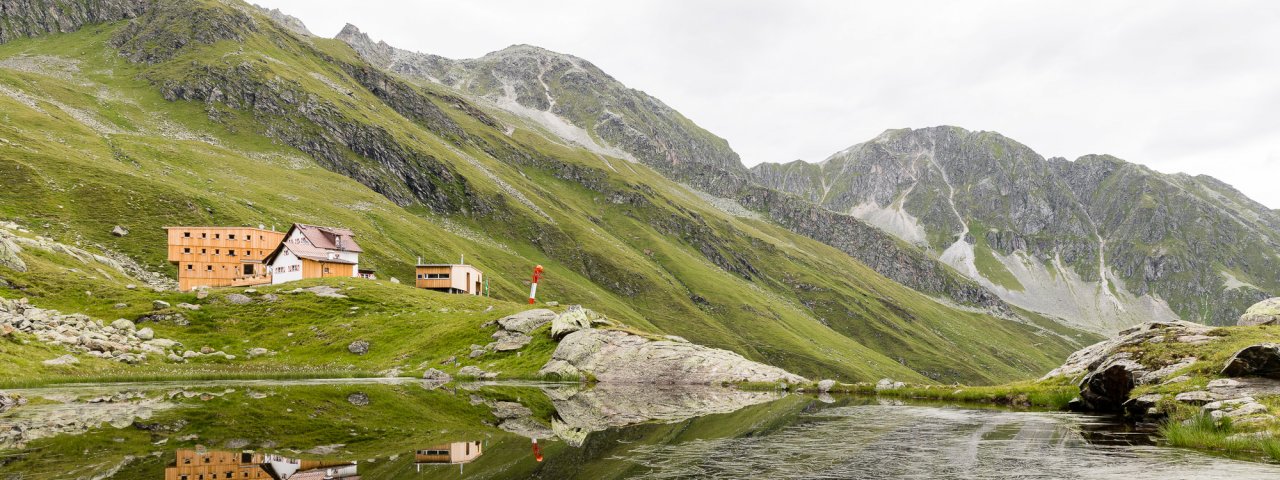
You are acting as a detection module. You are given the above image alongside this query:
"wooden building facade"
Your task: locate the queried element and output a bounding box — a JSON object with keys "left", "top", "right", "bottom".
{"left": 415, "top": 264, "right": 484, "bottom": 295}
{"left": 165, "top": 227, "right": 286, "bottom": 292}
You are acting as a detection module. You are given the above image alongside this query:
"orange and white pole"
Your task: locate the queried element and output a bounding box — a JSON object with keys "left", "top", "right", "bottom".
{"left": 528, "top": 265, "right": 543, "bottom": 304}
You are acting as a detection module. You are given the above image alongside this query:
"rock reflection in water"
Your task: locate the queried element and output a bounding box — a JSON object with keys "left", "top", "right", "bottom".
{"left": 501, "top": 384, "right": 783, "bottom": 447}
{"left": 618, "top": 404, "right": 1280, "bottom": 479}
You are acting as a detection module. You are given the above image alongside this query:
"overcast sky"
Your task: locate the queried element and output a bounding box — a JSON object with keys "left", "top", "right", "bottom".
{"left": 254, "top": 0, "right": 1280, "bottom": 208}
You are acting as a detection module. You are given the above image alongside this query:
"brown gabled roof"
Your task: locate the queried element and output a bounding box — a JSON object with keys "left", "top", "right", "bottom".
{"left": 262, "top": 242, "right": 359, "bottom": 265}
{"left": 294, "top": 224, "right": 362, "bottom": 253}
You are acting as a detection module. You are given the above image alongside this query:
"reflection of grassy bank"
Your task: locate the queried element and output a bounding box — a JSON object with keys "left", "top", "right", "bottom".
{"left": 738, "top": 378, "right": 1078, "bottom": 410}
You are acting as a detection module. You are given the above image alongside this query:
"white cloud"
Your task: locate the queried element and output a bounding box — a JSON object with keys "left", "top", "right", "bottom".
{"left": 253, "top": 0, "right": 1280, "bottom": 208}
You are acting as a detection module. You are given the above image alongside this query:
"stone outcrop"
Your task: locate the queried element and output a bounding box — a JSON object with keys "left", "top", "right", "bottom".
{"left": 1238, "top": 298, "right": 1280, "bottom": 326}
{"left": 0, "top": 297, "right": 188, "bottom": 364}
{"left": 1221, "top": 344, "right": 1280, "bottom": 379}
{"left": 0, "top": 0, "right": 150, "bottom": 45}
{"left": 1042, "top": 320, "right": 1215, "bottom": 381}
{"left": 550, "top": 305, "right": 605, "bottom": 340}
{"left": 494, "top": 309, "right": 556, "bottom": 334}
{"left": 539, "top": 327, "right": 807, "bottom": 385}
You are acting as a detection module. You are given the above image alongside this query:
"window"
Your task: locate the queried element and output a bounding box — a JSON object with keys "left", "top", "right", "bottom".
{"left": 180, "top": 476, "right": 189, "bottom": 480}
{"left": 214, "top": 233, "right": 221, "bottom": 239}
{"left": 183, "top": 247, "right": 191, "bottom": 254}
{"left": 228, "top": 234, "right": 236, "bottom": 240}
{"left": 228, "top": 250, "right": 236, "bottom": 257}
{"left": 207, "top": 265, "right": 213, "bottom": 271}
{"left": 225, "top": 472, "right": 234, "bottom": 479}
{"left": 425, "top": 273, "right": 450, "bottom": 279}
{"left": 183, "top": 457, "right": 191, "bottom": 465}
{"left": 244, "top": 265, "right": 254, "bottom": 275}
{"left": 323, "top": 267, "right": 330, "bottom": 274}
{"left": 183, "top": 231, "right": 191, "bottom": 238}
{"left": 215, "top": 249, "right": 220, "bottom": 255}
{"left": 289, "top": 265, "right": 300, "bottom": 272}
{"left": 186, "top": 264, "right": 193, "bottom": 271}
{"left": 201, "top": 248, "right": 207, "bottom": 254}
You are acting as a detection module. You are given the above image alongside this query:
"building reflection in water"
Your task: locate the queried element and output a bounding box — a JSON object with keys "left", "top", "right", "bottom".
{"left": 415, "top": 441, "right": 484, "bottom": 474}
{"left": 163, "top": 446, "right": 359, "bottom": 480}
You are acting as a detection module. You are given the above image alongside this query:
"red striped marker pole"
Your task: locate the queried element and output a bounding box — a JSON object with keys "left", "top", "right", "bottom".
{"left": 528, "top": 265, "right": 543, "bottom": 304}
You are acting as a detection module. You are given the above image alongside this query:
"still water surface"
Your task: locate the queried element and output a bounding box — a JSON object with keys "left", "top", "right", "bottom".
{"left": 0, "top": 378, "right": 1277, "bottom": 479}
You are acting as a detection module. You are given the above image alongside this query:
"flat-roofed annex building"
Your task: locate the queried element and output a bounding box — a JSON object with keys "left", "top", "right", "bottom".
{"left": 415, "top": 264, "right": 483, "bottom": 295}
{"left": 165, "top": 226, "right": 286, "bottom": 292}
{"left": 263, "top": 224, "right": 363, "bottom": 284}
{"left": 415, "top": 441, "right": 483, "bottom": 473}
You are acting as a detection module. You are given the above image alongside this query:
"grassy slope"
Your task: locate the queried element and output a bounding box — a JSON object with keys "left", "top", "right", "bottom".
{"left": 0, "top": 7, "right": 1087, "bottom": 385}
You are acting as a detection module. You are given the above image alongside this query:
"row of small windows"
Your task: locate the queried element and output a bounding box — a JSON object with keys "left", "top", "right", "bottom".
{"left": 418, "top": 449, "right": 451, "bottom": 455}
{"left": 181, "top": 248, "right": 266, "bottom": 257}
{"left": 274, "top": 265, "right": 302, "bottom": 273}
{"left": 417, "top": 273, "right": 450, "bottom": 279}
{"left": 180, "top": 231, "right": 269, "bottom": 241}
{"left": 176, "top": 472, "right": 258, "bottom": 479}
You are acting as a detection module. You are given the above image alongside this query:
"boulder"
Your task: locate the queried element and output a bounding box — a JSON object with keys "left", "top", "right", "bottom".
{"left": 817, "top": 379, "right": 837, "bottom": 393}
{"left": 550, "top": 305, "right": 599, "bottom": 340}
{"left": 1221, "top": 344, "right": 1280, "bottom": 379}
{"left": 875, "top": 378, "right": 905, "bottom": 391}
{"left": 490, "top": 330, "right": 532, "bottom": 351}
{"left": 110, "top": 226, "right": 129, "bottom": 237}
{"left": 42, "top": 354, "right": 79, "bottom": 366}
{"left": 347, "top": 392, "right": 370, "bottom": 407}
{"left": 469, "top": 349, "right": 485, "bottom": 358}
{"left": 247, "top": 347, "right": 272, "bottom": 358}
{"left": 347, "top": 340, "right": 370, "bottom": 355}
{"left": 459, "top": 365, "right": 498, "bottom": 379}
{"left": 1078, "top": 357, "right": 1142, "bottom": 412}
{"left": 109, "top": 318, "right": 135, "bottom": 331}
{"left": 539, "top": 329, "right": 807, "bottom": 385}
{"left": 1174, "top": 390, "right": 1216, "bottom": 405}
{"left": 1122, "top": 393, "right": 1164, "bottom": 416}
{"left": 135, "top": 327, "right": 155, "bottom": 340}
{"left": 0, "top": 234, "right": 27, "bottom": 272}
{"left": 495, "top": 309, "right": 557, "bottom": 334}
{"left": 389, "top": 277, "right": 400, "bottom": 284}
{"left": 421, "top": 368, "right": 452, "bottom": 383}
{"left": 1238, "top": 298, "right": 1280, "bottom": 326}
{"left": 224, "top": 294, "right": 252, "bottom": 305}
{"left": 152, "top": 300, "right": 171, "bottom": 310}
{"left": 176, "top": 303, "right": 200, "bottom": 311}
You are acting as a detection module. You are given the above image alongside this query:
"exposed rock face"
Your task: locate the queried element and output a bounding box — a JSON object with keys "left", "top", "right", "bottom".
{"left": 0, "top": 0, "right": 149, "bottom": 45}
{"left": 540, "top": 328, "right": 807, "bottom": 385}
{"left": 1238, "top": 298, "right": 1280, "bottom": 326}
{"left": 336, "top": 26, "right": 749, "bottom": 196}
{"left": 1221, "top": 344, "right": 1280, "bottom": 379}
{"left": 752, "top": 126, "right": 1279, "bottom": 332}
{"left": 0, "top": 392, "right": 171, "bottom": 450}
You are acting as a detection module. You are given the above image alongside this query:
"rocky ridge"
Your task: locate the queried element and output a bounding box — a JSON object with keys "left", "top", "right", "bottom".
{"left": 753, "top": 127, "right": 1280, "bottom": 332}
{"left": 0, "top": 0, "right": 148, "bottom": 44}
